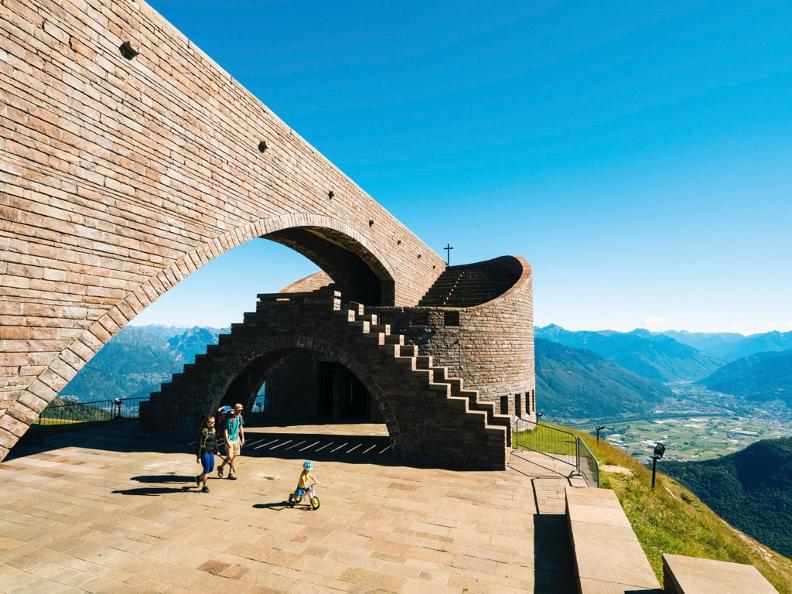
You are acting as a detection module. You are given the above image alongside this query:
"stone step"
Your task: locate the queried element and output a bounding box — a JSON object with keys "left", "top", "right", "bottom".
{"left": 395, "top": 356, "right": 416, "bottom": 370}
{"left": 384, "top": 334, "right": 404, "bottom": 345}
{"left": 430, "top": 367, "right": 449, "bottom": 382}
{"left": 350, "top": 320, "right": 371, "bottom": 333}
{"left": 370, "top": 323, "right": 391, "bottom": 334}
{"left": 398, "top": 345, "right": 417, "bottom": 357}
{"left": 415, "top": 355, "right": 433, "bottom": 369}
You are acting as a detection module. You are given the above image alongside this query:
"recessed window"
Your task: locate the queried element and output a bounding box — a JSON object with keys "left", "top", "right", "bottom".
{"left": 515, "top": 393, "right": 522, "bottom": 416}
{"left": 499, "top": 395, "right": 509, "bottom": 415}
{"left": 443, "top": 311, "right": 459, "bottom": 326}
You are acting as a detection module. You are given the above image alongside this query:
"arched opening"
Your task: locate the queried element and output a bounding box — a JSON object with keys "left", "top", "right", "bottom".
{"left": 17, "top": 222, "right": 397, "bottom": 457}
{"left": 195, "top": 338, "right": 399, "bottom": 464}
{"left": 264, "top": 226, "right": 395, "bottom": 305}
{"left": 220, "top": 350, "right": 382, "bottom": 425}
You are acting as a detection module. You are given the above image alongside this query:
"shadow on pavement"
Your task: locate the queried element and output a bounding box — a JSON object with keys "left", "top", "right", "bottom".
{"left": 240, "top": 430, "right": 395, "bottom": 465}
{"left": 111, "top": 486, "right": 195, "bottom": 496}
{"left": 533, "top": 514, "right": 577, "bottom": 594}
{"left": 130, "top": 474, "right": 195, "bottom": 483}
{"left": 252, "top": 501, "right": 292, "bottom": 511}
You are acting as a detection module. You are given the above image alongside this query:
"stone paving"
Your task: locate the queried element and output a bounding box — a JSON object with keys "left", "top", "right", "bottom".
{"left": 0, "top": 423, "right": 581, "bottom": 593}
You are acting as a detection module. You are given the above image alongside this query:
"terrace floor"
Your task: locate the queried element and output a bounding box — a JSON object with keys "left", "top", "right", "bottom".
{"left": 0, "top": 422, "right": 584, "bottom": 593}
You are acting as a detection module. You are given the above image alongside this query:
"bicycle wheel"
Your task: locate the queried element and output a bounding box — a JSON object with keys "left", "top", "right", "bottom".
{"left": 310, "top": 496, "right": 320, "bottom": 510}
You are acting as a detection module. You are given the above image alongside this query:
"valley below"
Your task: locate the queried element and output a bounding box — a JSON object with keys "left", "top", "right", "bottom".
{"left": 560, "top": 383, "right": 792, "bottom": 462}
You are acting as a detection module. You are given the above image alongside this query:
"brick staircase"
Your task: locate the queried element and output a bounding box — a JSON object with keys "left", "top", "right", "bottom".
{"left": 418, "top": 259, "right": 520, "bottom": 307}
{"left": 141, "top": 289, "right": 510, "bottom": 469}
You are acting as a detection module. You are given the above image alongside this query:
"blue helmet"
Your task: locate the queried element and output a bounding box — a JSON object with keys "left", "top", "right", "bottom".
{"left": 303, "top": 460, "right": 313, "bottom": 471}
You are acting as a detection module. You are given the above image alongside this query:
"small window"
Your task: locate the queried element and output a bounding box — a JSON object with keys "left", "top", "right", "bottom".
{"left": 411, "top": 312, "right": 429, "bottom": 326}
{"left": 515, "top": 394, "right": 522, "bottom": 416}
{"left": 443, "top": 311, "right": 460, "bottom": 326}
{"left": 499, "top": 395, "right": 509, "bottom": 415}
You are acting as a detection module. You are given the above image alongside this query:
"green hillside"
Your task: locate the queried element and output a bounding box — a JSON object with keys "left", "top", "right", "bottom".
{"left": 564, "top": 427, "right": 792, "bottom": 592}
{"left": 536, "top": 324, "right": 722, "bottom": 382}
{"left": 662, "top": 437, "right": 792, "bottom": 557}
{"left": 535, "top": 338, "right": 671, "bottom": 418}
{"left": 700, "top": 349, "right": 792, "bottom": 405}
{"left": 60, "top": 326, "right": 223, "bottom": 402}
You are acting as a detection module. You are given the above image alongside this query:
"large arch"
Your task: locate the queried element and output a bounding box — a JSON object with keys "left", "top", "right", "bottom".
{"left": 0, "top": 210, "right": 410, "bottom": 458}
{"left": 0, "top": 0, "right": 448, "bottom": 458}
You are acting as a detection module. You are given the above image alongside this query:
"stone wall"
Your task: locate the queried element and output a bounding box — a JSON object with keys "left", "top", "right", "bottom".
{"left": 0, "top": 0, "right": 446, "bottom": 459}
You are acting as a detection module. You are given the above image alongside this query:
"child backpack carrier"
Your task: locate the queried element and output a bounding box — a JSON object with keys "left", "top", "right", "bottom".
{"left": 214, "top": 405, "right": 233, "bottom": 454}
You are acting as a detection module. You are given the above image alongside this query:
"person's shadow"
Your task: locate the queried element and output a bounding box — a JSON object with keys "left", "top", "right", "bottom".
{"left": 252, "top": 501, "right": 292, "bottom": 511}
{"left": 112, "top": 486, "right": 194, "bottom": 496}
{"left": 130, "top": 474, "right": 194, "bottom": 484}
{"left": 113, "top": 473, "right": 201, "bottom": 495}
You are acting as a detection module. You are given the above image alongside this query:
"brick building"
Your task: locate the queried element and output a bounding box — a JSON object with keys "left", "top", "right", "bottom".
{"left": 0, "top": 0, "right": 533, "bottom": 468}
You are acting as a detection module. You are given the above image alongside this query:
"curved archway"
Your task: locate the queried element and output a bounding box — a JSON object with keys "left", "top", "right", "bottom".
{"left": 149, "top": 333, "right": 403, "bottom": 453}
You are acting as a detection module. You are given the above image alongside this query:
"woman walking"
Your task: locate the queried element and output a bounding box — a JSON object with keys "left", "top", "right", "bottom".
{"left": 195, "top": 416, "right": 217, "bottom": 493}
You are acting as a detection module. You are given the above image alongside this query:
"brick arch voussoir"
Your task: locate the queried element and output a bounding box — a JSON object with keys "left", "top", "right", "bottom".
{"left": 202, "top": 334, "right": 403, "bottom": 451}
{"left": 0, "top": 215, "right": 397, "bottom": 460}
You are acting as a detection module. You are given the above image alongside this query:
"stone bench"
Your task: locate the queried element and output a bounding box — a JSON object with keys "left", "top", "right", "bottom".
{"left": 565, "top": 486, "right": 662, "bottom": 593}
{"left": 663, "top": 554, "right": 777, "bottom": 594}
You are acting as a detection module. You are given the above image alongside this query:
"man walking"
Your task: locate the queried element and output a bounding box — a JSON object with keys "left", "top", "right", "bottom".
{"left": 217, "top": 403, "right": 245, "bottom": 480}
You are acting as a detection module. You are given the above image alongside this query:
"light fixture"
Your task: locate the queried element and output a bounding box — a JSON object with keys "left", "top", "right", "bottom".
{"left": 650, "top": 442, "right": 665, "bottom": 490}
{"left": 595, "top": 424, "right": 607, "bottom": 443}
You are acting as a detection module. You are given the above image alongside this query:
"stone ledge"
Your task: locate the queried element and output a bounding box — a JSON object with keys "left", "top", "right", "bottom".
{"left": 566, "top": 486, "right": 661, "bottom": 594}
{"left": 662, "top": 553, "right": 777, "bottom": 594}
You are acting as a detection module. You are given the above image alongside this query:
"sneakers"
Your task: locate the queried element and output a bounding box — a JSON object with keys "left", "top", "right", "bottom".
{"left": 228, "top": 474, "right": 237, "bottom": 480}
{"left": 194, "top": 475, "right": 201, "bottom": 487}
{"left": 201, "top": 486, "right": 209, "bottom": 493}
{"left": 217, "top": 466, "right": 224, "bottom": 478}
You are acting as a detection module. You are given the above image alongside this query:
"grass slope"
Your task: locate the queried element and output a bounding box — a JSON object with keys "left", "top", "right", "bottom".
{"left": 561, "top": 426, "right": 792, "bottom": 592}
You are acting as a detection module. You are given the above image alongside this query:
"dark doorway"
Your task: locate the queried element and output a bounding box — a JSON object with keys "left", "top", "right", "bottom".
{"left": 317, "top": 362, "right": 372, "bottom": 421}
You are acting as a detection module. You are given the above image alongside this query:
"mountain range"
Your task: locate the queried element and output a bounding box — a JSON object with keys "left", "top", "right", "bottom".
{"left": 535, "top": 324, "right": 722, "bottom": 382}
{"left": 662, "top": 437, "right": 792, "bottom": 557}
{"left": 60, "top": 326, "right": 224, "bottom": 402}
{"left": 662, "top": 329, "right": 792, "bottom": 362}
{"left": 700, "top": 349, "right": 792, "bottom": 406}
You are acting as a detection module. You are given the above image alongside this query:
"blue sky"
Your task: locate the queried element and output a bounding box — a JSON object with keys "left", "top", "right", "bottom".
{"left": 133, "top": 1, "right": 792, "bottom": 334}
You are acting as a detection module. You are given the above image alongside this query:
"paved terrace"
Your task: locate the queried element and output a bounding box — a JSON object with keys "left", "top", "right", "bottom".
{"left": 0, "top": 422, "right": 583, "bottom": 593}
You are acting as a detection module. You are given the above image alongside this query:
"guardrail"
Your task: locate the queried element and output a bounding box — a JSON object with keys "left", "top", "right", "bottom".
{"left": 36, "top": 397, "right": 148, "bottom": 427}
{"left": 576, "top": 435, "right": 600, "bottom": 488}
{"left": 513, "top": 417, "right": 600, "bottom": 487}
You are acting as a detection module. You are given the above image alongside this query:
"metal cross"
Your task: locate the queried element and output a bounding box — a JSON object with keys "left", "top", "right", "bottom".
{"left": 443, "top": 243, "right": 454, "bottom": 265}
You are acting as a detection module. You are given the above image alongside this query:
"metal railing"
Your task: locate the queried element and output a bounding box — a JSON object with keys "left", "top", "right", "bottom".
{"left": 576, "top": 435, "right": 600, "bottom": 488}
{"left": 513, "top": 417, "right": 600, "bottom": 487}
{"left": 36, "top": 397, "right": 148, "bottom": 427}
